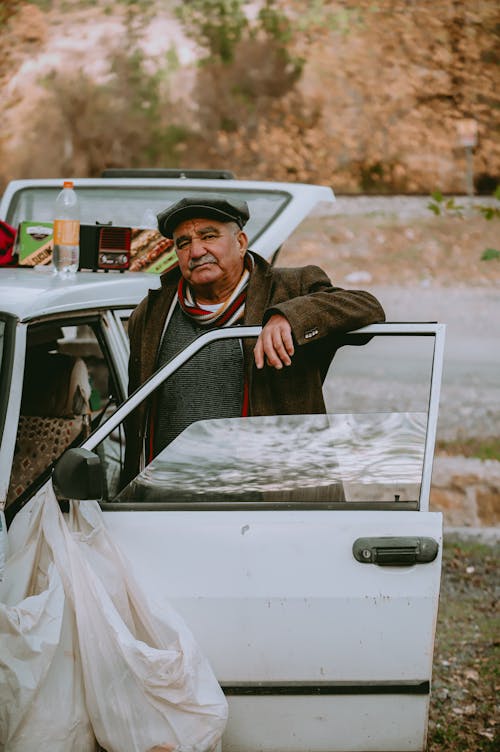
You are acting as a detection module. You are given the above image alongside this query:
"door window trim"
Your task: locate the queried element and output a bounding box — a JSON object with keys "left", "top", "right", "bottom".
{"left": 79, "top": 323, "right": 445, "bottom": 513}
{"left": 4, "top": 312, "right": 128, "bottom": 520}
{"left": 0, "top": 315, "right": 23, "bottom": 504}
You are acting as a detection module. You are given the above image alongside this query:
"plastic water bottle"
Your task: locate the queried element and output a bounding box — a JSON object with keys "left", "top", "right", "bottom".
{"left": 53, "top": 180, "right": 80, "bottom": 275}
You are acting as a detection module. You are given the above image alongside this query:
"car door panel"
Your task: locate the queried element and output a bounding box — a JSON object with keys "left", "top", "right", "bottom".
{"left": 105, "top": 510, "right": 442, "bottom": 683}
{"left": 103, "top": 509, "right": 441, "bottom": 751}
{"left": 223, "top": 695, "right": 429, "bottom": 751}
{"left": 73, "top": 323, "right": 445, "bottom": 751}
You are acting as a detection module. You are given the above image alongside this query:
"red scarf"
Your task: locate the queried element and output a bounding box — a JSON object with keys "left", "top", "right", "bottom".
{"left": 177, "top": 253, "right": 254, "bottom": 327}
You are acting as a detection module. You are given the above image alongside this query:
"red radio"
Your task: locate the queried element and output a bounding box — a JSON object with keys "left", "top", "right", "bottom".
{"left": 79, "top": 224, "right": 131, "bottom": 271}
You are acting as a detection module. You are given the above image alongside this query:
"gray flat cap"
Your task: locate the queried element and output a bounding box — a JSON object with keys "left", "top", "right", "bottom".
{"left": 157, "top": 195, "right": 250, "bottom": 239}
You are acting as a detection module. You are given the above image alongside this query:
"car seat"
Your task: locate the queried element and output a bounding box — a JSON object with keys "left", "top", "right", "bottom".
{"left": 6, "top": 352, "right": 92, "bottom": 505}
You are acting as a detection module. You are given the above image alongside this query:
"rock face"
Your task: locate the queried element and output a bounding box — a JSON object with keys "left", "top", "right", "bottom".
{"left": 285, "top": 0, "right": 500, "bottom": 194}
{"left": 184, "top": 0, "right": 500, "bottom": 193}
{"left": 431, "top": 456, "right": 500, "bottom": 527}
{"left": 1, "top": 0, "right": 498, "bottom": 193}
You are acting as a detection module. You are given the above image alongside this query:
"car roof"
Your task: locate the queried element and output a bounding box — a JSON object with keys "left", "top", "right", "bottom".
{"left": 0, "top": 267, "right": 160, "bottom": 322}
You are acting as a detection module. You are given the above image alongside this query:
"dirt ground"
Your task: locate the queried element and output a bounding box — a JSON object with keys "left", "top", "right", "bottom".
{"left": 278, "top": 196, "right": 500, "bottom": 289}
{"left": 428, "top": 537, "right": 499, "bottom": 751}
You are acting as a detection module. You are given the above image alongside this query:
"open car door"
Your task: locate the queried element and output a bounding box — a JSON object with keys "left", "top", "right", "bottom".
{"left": 53, "top": 322, "right": 445, "bottom": 752}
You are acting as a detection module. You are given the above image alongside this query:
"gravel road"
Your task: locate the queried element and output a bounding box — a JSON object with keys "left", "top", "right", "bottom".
{"left": 319, "top": 194, "right": 498, "bottom": 219}
{"left": 369, "top": 284, "right": 500, "bottom": 441}
{"left": 311, "top": 195, "right": 499, "bottom": 443}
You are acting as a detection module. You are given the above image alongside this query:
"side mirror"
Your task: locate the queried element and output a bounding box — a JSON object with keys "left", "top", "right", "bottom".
{"left": 53, "top": 448, "right": 104, "bottom": 500}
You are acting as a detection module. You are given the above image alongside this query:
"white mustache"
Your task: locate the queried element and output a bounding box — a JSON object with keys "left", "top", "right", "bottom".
{"left": 189, "top": 253, "right": 217, "bottom": 270}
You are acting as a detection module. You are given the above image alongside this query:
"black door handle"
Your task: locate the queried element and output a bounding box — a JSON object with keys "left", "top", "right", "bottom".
{"left": 352, "top": 537, "right": 439, "bottom": 566}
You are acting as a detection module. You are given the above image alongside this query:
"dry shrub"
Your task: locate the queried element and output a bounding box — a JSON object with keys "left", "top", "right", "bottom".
{"left": 7, "top": 43, "right": 186, "bottom": 180}
{"left": 0, "top": 0, "right": 22, "bottom": 29}
{"left": 0, "top": 2, "right": 46, "bottom": 77}
{"left": 193, "top": 35, "right": 301, "bottom": 133}
{"left": 2, "top": 0, "right": 499, "bottom": 193}
{"left": 0, "top": 1, "right": 49, "bottom": 188}
{"left": 178, "top": 0, "right": 500, "bottom": 192}
{"left": 170, "top": 32, "right": 309, "bottom": 175}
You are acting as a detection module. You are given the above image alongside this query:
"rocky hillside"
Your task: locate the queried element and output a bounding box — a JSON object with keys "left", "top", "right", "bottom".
{"left": 1, "top": 0, "right": 499, "bottom": 193}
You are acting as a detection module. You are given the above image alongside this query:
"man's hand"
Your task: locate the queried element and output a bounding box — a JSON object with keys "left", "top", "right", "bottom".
{"left": 254, "top": 314, "right": 294, "bottom": 370}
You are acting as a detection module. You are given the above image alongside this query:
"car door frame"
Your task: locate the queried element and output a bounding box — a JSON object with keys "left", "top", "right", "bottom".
{"left": 64, "top": 320, "right": 446, "bottom": 752}
{"left": 2, "top": 307, "right": 131, "bottom": 520}
{"left": 78, "top": 322, "right": 445, "bottom": 515}
{"left": 0, "top": 315, "right": 26, "bottom": 504}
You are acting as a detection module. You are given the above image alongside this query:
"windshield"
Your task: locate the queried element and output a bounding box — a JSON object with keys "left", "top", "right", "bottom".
{"left": 6, "top": 187, "right": 291, "bottom": 247}
{"left": 116, "top": 412, "right": 426, "bottom": 507}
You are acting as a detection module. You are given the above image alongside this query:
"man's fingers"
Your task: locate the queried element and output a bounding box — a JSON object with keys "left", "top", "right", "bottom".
{"left": 254, "top": 315, "right": 294, "bottom": 370}
{"left": 278, "top": 324, "right": 295, "bottom": 357}
{"left": 269, "top": 329, "right": 291, "bottom": 367}
{"left": 254, "top": 337, "right": 265, "bottom": 369}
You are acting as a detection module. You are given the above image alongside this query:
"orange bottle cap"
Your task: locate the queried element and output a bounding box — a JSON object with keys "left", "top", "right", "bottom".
{"left": 63, "top": 180, "right": 74, "bottom": 188}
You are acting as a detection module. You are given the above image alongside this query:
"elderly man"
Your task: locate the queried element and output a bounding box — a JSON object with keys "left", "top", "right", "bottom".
{"left": 125, "top": 195, "right": 385, "bottom": 476}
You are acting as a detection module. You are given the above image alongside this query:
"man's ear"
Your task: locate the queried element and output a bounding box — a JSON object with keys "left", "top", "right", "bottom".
{"left": 237, "top": 230, "right": 248, "bottom": 256}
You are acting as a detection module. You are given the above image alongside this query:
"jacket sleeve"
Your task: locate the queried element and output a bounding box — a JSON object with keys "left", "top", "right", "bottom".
{"left": 264, "top": 265, "right": 385, "bottom": 346}
{"left": 127, "top": 299, "right": 146, "bottom": 397}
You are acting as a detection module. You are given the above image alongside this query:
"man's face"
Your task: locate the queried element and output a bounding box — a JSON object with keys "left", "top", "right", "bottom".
{"left": 173, "top": 217, "right": 248, "bottom": 303}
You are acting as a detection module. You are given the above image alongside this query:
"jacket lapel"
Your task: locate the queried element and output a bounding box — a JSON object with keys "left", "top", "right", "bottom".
{"left": 141, "top": 271, "right": 180, "bottom": 383}
{"left": 242, "top": 253, "right": 273, "bottom": 400}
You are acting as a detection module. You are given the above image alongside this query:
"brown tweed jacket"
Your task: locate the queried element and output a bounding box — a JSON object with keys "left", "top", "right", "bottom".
{"left": 124, "top": 252, "right": 385, "bottom": 479}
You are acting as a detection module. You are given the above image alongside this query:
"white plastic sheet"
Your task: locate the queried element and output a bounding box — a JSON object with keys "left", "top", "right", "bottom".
{"left": 0, "top": 483, "right": 227, "bottom": 752}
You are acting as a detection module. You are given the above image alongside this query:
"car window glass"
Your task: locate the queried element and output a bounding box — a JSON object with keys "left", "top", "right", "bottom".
{"left": 116, "top": 411, "right": 425, "bottom": 507}
{"left": 83, "top": 331, "right": 436, "bottom": 511}
{"left": 116, "top": 311, "right": 130, "bottom": 337}
{"left": 7, "top": 188, "right": 291, "bottom": 247}
{"left": 323, "top": 335, "right": 433, "bottom": 415}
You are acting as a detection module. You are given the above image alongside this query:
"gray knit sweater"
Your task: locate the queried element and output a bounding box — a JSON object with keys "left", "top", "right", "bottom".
{"left": 153, "top": 303, "right": 244, "bottom": 453}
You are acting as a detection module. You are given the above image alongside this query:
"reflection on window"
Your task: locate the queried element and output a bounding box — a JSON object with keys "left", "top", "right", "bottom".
{"left": 115, "top": 412, "right": 426, "bottom": 507}
{"left": 8, "top": 188, "right": 290, "bottom": 247}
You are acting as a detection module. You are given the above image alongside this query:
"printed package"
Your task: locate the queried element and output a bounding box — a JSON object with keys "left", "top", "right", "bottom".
{"left": 17, "top": 221, "right": 54, "bottom": 266}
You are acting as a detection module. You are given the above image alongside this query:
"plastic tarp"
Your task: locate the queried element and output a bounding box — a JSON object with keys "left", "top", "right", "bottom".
{"left": 0, "top": 483, "right": 228, "bottom": 752}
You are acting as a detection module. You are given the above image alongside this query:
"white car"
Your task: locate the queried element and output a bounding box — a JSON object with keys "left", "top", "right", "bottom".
{"left": 1, "top": 173, "right": 334, "bottom": 511}
{"left": 0, "top": 174, "right": 445, "bottom": 751}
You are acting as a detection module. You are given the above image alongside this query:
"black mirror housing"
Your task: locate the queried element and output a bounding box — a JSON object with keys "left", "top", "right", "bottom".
{"left": 53, "top": 448, "right": 104, "bottom": 500}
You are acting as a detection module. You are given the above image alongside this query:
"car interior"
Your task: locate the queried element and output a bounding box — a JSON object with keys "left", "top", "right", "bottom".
{"left": 6, "top": 320, "right": 119, "bottom": 511}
